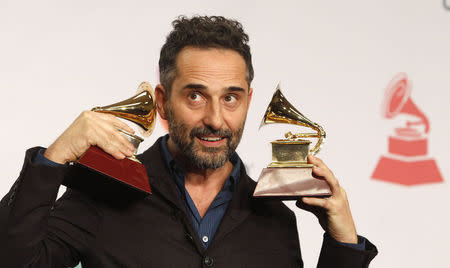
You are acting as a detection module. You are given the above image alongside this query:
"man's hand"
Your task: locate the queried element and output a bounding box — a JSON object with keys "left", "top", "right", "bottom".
{"left": 44, "top": 111, "right": 136, "bottom": 164}
{"left": 296, "top": 155, "right": 358, "bottom": 244}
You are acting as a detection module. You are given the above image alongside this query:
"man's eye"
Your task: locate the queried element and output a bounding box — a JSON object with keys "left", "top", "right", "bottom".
{"left": 189, "top": 92, "right": 201, "bottom": 101}
{"left": 224, "top": 94, "right": 237, "bottom": 103}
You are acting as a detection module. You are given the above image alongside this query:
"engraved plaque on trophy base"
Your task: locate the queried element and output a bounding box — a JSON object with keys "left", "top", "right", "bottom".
{"left": 253, "top": 167, "right": 331, "bottom": 199}
{"left": 78, "top": 146, "right": 151, "bottom": 194}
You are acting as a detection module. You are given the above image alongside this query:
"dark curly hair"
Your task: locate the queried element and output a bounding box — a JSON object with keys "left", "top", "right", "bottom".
{"left": 159, "top": 16, "right": 254, "bottom": 96}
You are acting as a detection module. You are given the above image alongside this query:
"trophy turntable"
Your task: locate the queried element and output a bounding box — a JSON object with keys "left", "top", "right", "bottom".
{"left": 253, "top": 84, "right": 332, "bottom": 199}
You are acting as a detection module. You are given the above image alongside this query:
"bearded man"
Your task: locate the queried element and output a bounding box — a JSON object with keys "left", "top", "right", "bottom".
{"left": 1, "top": 16, "right": 377, "bottom": 267}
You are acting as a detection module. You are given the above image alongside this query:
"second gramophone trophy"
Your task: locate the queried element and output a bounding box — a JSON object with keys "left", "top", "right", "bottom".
{"left": 75, "top": 82, "right": 156, "bottom": 194}
{"left": 253, "top": 84, "right": 331, "bottom": 199}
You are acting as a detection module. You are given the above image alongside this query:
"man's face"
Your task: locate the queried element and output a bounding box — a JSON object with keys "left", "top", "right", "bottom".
{"left": 161, "top": 47, "right": 253, "bottom": 170}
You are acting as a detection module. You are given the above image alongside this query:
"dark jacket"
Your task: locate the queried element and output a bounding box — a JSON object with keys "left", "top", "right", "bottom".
{"left": 1, "top": 137, "right": 377, "bottom": 267}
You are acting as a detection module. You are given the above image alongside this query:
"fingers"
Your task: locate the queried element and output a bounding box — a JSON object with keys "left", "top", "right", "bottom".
{"left": 82, "top": 111, "right": 136, "bottom": 160}
{"left": 308, "top": 155, "right": 340, "bottom": 194}
{"left": 92, "top": 122, "right": 135, "bottom": 160}
{"left": 296, "top": 199, "right": 323, "bottom": 214}
{"left": 301, "top": 196, "right": 328, "bottom": 209}
{"left": 101, "top": 113, "right": 135, "bottom": 134}
{"left": 46, "top": 111, "right": 139, "bottom": 163}
{"left": 308, "top": 155, "right": 333, "bottom": 175}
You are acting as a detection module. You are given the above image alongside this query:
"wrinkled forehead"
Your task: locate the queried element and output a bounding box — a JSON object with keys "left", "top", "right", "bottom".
{"left": 173, "top": 47, "right": 248, "bottom": 88}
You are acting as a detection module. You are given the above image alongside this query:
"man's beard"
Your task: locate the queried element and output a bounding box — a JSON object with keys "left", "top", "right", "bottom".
{"left": 166, "top": 105, "right": 244, "bottom": 170}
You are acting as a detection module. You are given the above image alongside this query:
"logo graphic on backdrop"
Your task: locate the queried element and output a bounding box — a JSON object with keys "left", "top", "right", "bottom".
{"left": 372, "top": 73, "right": 443, "bottom": 185}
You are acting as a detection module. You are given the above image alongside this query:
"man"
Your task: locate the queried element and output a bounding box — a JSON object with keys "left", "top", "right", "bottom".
{"left": 1, "top": 16, "right": 377, "bottom": 267}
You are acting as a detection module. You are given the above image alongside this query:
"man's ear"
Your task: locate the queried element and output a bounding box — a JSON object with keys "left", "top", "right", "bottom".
{"left": 155, "top": 84, "right": 168, "bottom": 120}
{"left": 247, "top": 87, "right": 253, "bottom": 107}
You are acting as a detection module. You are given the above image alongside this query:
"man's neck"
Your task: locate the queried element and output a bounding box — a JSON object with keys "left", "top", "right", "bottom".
{"left": 167, "top": 137, "right": 234, "bottom": 217}
{"left": 183, "top": 161, "right": 233, "bottom": 186}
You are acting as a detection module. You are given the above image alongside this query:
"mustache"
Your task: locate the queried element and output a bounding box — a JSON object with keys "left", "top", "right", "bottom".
{"left": 189, "top": 126, "right": 233, "bottom": 139}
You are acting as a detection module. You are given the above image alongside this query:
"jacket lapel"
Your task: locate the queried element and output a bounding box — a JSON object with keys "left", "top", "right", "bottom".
{"left": 209, "top": 166, "right": 256, "bottom": 249}
{"left": 137, "top": 137, "right": 206, "bottom": 252}
{"left": 137, "top": 137, "right": 186, "bottom": 213}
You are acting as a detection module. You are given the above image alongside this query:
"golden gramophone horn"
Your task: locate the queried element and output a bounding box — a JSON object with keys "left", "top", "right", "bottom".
{"left": 260, "top": 84, "right": 326, "bottom": 155}
{"left": 92, "top": 82, "right": 157, "bottom": 137}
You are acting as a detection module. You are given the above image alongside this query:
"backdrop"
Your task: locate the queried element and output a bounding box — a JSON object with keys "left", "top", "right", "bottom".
{"left": 1, "top": 1, "right": 449, "bottom": 267}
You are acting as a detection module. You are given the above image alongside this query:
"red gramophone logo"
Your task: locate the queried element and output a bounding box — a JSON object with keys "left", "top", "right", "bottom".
{"left": 372, "top": 73, "right": 443, "bottom": 185}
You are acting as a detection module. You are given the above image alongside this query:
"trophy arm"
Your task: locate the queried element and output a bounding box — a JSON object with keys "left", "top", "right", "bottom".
{"left": 285, "top": 122, "right": 326, "bottom": 156}
{"left": 310, "top": 124, "right": 326, "bottom": 155}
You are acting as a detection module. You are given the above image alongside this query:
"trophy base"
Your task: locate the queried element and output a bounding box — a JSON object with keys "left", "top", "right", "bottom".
{"left": 77, "top": 146, "right": 151, "bottom": 193}
{"left": 268, "top": 161, "right": 313, "bottom": 168}
{"left": 253, "top": 167, "right": 331, "bottom": 199}
{"left": 372, "top": 155, "right": 443, "bottom": 185}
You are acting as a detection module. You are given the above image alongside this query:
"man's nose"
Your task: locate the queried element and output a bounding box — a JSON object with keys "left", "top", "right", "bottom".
{"left": 203, "top": 99, "right": 224, "bottom": 130}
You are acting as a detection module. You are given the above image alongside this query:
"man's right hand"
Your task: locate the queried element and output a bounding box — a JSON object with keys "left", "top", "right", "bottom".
{"left": 44, "top": 111, "right": 136, "bottom": 164}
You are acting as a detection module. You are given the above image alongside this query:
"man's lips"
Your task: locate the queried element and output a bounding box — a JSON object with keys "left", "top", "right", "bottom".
{"left": 195, "top": 135, "right": 227, "bottom": 147}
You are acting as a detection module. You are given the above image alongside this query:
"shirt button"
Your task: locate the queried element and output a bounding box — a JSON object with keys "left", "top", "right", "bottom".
{"left": 202, "top": 236, "right": 209, "bottom": 243}
{"left": 203, "top": 256, "right": 214, "bottom": 267}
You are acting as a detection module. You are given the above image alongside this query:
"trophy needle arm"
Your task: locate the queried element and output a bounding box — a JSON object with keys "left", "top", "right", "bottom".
{"left": 285, "top": 124, "right": 326, "bottom": 156}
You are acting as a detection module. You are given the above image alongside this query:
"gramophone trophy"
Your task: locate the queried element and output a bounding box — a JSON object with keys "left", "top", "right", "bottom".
{"left": 76, "top": 82, "right": 156, "bottom": 194}
{"left": 253, "top": 84, "right": 332, "bottom": 199}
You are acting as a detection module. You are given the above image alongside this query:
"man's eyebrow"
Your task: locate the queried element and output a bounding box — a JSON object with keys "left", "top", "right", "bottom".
{"left": 183, "top": 83, "right": 207, "bottom": 90}
{"left": 227, "top": 86, "right": 245, "bottom": 92}
{"left": 182, "top": 84, "right": 246, "bottom": 93}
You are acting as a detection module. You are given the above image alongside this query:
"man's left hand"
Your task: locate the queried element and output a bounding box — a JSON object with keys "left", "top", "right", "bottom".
{"left": 296, "top": 155, "right": 358, "bottom": 244}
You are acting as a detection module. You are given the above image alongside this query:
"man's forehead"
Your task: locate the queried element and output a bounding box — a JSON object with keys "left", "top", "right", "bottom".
{"left": 173, "top": 47, "right": 248, "bottom": 88}
{"left": 176, "top": 47, "right": 246, "bottom": 72}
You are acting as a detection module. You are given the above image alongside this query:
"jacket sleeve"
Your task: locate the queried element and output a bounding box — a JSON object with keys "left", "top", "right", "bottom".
{"left": 316, "top": 232, "right": 378, "bottom": 268}
{"left": 0, "top": 147, "right": 101, "bottom": 267}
